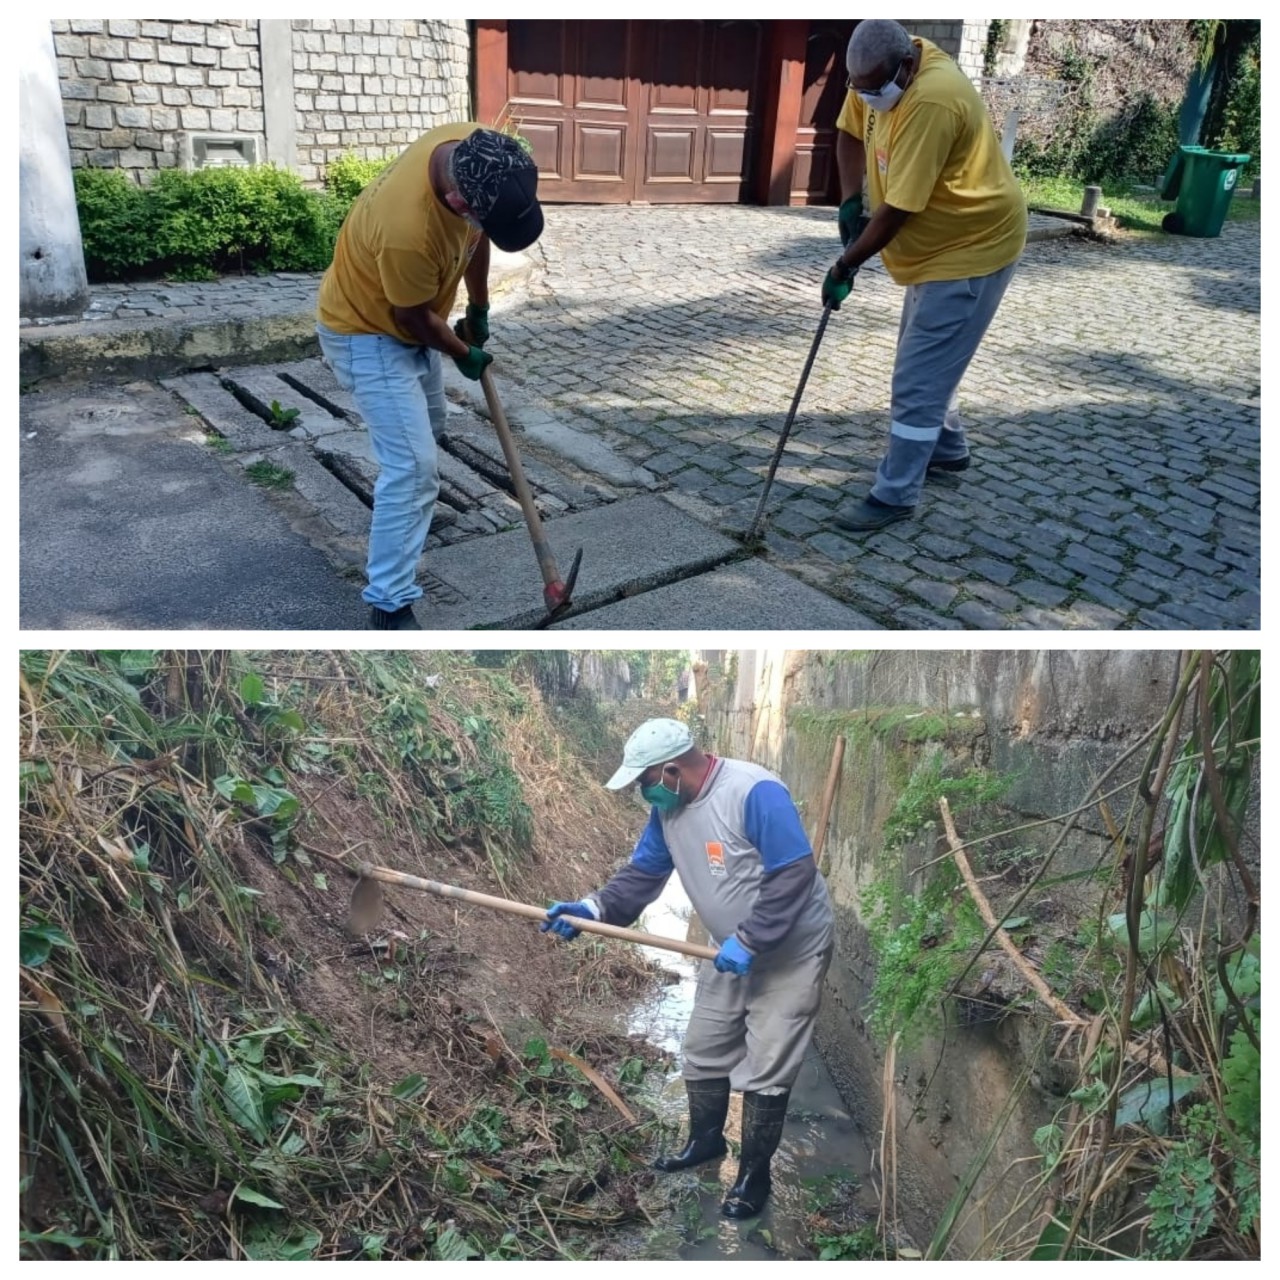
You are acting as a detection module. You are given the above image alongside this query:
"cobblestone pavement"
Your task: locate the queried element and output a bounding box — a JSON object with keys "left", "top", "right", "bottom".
{"left": 37, "top": 206, "right": 1259, "bottom": 630}
{"left": 493, "top": 206, "right": 1260, "bottom": 630}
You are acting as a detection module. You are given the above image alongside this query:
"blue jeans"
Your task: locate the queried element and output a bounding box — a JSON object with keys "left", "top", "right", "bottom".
{"left": 315, "top": 324, "right": 446, "bottom": 612}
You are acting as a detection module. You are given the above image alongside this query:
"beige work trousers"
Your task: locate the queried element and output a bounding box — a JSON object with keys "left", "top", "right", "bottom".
{"left": 680, "top": 943, "right": 834, "bottom": 1094}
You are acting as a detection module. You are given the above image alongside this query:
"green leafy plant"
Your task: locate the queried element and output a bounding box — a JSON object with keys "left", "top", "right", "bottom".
{"left": 268, "top": 400, "right": 301, "bottom": 428}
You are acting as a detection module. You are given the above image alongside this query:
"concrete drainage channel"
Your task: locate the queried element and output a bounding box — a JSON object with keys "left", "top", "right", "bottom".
{"left": 164, "top": 357, "right": 879, "bottom": 630}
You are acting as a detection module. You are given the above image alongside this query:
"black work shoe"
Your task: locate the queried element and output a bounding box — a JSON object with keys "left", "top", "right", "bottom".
{"left": 927, "top": 455, "right": 970, "bottom": 473}
{"left": 722, "top": 1090, "right": 789, "bottom": 1219}
{"left": 366, "top": 604, "right": 422, "bottom": 631}
{"left": 832, "top": 496, "right": 914, "bottom": 533}
{"left": 654, "top": 1077, "right": 730, "bottom": 1172}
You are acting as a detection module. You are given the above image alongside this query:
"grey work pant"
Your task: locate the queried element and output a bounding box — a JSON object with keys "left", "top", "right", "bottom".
{"left": 870, "top": 260, "right": 1018, "bottom": 509}
{"left": 681, "top": 943, "right": 834, "bottom": 1095}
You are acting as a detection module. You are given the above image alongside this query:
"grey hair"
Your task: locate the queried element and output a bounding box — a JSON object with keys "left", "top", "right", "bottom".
{"left": 847, "top": 20, "right": 913, "bottom": 81}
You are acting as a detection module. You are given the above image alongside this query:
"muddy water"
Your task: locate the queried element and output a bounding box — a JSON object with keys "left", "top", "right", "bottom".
{"left": 619, "top": 876, "right": 874, "bottom": 1260}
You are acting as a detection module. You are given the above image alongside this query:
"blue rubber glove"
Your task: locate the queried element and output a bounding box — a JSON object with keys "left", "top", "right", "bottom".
{"left": 714, "top": 935, "right": 754, "bottom": 976}
{"left": 541, "top": 900, "right": 596, "bottom": 941}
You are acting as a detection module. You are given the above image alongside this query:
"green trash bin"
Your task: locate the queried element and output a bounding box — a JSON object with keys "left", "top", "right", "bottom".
{"left": 1159, "top": 145, "right": 1252, "bottom": 237}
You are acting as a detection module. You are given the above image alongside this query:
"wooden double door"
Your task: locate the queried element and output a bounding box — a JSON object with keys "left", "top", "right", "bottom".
{"left": 503, "top": 20, "right": 764, "bottom": 203}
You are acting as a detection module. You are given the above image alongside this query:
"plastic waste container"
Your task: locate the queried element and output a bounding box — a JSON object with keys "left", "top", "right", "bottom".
{"left": 1159, "top": 145, "right": 1252, "bottom": 237}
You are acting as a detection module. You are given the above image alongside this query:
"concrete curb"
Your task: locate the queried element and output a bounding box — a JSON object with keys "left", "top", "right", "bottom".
{"left": 20, "top": 249, "right": 537, "bottom": 387}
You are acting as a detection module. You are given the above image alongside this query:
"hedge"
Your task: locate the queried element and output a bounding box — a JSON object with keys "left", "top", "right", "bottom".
{"left": 73, "top": 157, "right": 391, "bottom": 283}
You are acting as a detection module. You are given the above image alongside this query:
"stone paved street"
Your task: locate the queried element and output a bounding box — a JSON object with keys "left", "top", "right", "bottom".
{"left": 23, "top": 205, "right": 1259, "bottom": 630}
{"left": 494, "top": 206, "right": 1260, "bottom": 630}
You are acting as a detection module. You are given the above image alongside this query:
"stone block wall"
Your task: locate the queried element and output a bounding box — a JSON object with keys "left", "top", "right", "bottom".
{"left": 53, "top": 18, "right": 263, "bottom": 175}
{"left": 290, "top": 19, "right": 470, "bottom": 183}
{"left": 901, "top": 18, "right": 990, "bottom": 83}
{"left": 51, "top": 17, "right": 472, "bottom": 185}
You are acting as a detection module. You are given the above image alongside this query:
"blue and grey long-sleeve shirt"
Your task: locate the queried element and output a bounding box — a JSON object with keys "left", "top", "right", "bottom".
{"left": 588, "top": 758, "right": 834, "bottom": 963}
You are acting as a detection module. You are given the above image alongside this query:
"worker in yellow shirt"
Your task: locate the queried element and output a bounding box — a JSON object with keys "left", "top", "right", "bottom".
{"left": 316, "top": 126, "right": 544, "bottom": 629}
{"left": 823, "top": 20, "right": 1027, "bottom": 533}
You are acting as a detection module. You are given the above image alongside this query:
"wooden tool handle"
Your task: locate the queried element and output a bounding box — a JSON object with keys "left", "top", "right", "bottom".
{"left": 478, "top": 367, "right": 561, "bottom": 589}
{"left": 357, "top": 860, "right": 718, "bottom": 962}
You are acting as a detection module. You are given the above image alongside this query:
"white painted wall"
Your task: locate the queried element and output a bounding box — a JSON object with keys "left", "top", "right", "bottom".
{"left": 20, "top": 18, "right": 89, "bottom": 319}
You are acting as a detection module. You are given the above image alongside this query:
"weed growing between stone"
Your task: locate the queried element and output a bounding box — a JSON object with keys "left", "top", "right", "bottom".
{"left": 18, "top": 651, "right": 673, "bottom": 1260}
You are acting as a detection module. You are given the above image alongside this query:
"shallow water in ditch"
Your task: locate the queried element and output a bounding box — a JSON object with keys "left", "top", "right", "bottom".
{"left": 615, "top": 876, "right": 875, "bottom": 1260}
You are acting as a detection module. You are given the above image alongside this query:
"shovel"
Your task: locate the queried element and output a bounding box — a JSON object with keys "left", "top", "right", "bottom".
{"left": 477, "top": 365, "right": 583, "bottom": 626}
{"left": 315, "top": 845, "right": 717, "bottom": 961}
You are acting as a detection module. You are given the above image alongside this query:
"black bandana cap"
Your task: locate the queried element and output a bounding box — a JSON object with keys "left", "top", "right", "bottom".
{"left": 452, "top": 129, "right": 545, "bottom": 253}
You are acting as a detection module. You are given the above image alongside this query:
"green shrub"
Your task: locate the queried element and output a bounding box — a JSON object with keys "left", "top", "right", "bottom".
{"left": 324, "top": 153, "right": 393, "bottom": 204}
{"left": 1079, "top": 93, "right": 1182, "bottom": 184}
{"left": 73, "top": 168, "right": 155, "bottom": 279}
{"left": 73, "top": 163, "right": 342, "bottom": 282}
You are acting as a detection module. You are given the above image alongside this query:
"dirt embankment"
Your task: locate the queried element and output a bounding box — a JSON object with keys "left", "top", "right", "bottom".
{"left": 20, "top": 650, "right": 674, "bottom": 1261}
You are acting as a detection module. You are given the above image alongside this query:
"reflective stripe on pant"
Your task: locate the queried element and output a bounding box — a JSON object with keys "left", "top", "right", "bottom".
{"left": 681, "top": 943, "right": 833, "bottom": 1094}
{"left": 315, "top": 324, "right": 445, "bottom": 612}
{"left": 871, "top": 260, "right": 1017, "bottom": 509}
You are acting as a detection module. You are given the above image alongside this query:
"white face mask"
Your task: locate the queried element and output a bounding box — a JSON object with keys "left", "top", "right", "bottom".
{"left": 854, "top": 59, "right": 909, "bottom": 112}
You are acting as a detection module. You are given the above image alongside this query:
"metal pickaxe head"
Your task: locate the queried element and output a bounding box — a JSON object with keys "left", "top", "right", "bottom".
{"left": 537, "top": 546, "right": 583, "bottom": 626}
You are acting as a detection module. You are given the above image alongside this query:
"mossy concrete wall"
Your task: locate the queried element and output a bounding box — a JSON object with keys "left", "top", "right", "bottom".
{"left": 697, "top": 649, "right": 1183, "bottom": 1255}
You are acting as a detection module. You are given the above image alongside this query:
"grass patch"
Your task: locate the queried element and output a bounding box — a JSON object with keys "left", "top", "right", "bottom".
{"left": 244, "top": 461, "right": 295, "bottom": 490}
{"left": 1020, "top": 174, "right": 1260, "bottom": 235}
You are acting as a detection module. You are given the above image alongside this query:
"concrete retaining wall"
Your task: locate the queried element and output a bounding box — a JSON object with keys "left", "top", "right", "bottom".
{"left": 697, "top": 649, "right": 1193, "bottom": 1254}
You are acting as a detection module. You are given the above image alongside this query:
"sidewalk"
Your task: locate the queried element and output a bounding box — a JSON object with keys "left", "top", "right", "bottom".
{"left": 19, "top": 206, "right": 1260, "bottom": 630}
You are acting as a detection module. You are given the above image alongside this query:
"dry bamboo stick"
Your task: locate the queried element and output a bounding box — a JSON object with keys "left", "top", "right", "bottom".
{"left": 813, "top": 733, "right": 846, "bottom": 873}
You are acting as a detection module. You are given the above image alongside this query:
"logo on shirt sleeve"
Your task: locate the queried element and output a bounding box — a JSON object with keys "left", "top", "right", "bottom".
{"left": 705, "top": 842, "right": 727, "bottom": 877}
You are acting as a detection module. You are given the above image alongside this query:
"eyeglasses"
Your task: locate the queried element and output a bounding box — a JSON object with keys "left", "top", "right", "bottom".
{"left": 847, "top": 59, "right": 906, "bottom": 96}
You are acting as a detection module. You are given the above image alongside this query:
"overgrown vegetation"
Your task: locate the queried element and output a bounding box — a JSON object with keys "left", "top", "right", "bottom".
{"left": 855, "top": 650, "right": 1260, "bottom": 1261}
{"left": 1000, "top": 20, "right": 1260, "bottom": 187}
{"left": 19, "top": 651, "right": 669, "bottom": 1260}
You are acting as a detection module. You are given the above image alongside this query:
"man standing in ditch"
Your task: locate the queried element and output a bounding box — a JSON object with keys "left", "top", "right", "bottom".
{"left": 823, "top": 19, "right": 1027, "bottom": 533}
{"left": 542, "top": 718, "right": 834, "bottom": 1220}
{"left": 316, "top": 126, "right": 544, "bottom": 629}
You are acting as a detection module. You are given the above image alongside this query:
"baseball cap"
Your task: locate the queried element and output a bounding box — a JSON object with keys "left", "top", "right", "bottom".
{"left": 605, "top": 718, "right": 695, "bottom": 790}
{"left": 451, "top": 128, "right": 544, "bottom": 253}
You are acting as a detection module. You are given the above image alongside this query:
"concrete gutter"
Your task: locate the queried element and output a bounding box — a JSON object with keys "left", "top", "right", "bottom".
{"left": 20, "top": 247, "right": 537, "bottom": 388}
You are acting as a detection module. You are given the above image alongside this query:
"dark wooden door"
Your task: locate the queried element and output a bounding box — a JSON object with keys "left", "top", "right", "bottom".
{"left": 506, "top": 20, "right": 642, "bottom": 203}
{"left": 504, "top": 19, "right": 761, "bottom": 203}
{"left": 633, "top": 20, "right": 762, "bottom": 203}
{"left": 790, "top": 20, "right": 855, "bottom": 204}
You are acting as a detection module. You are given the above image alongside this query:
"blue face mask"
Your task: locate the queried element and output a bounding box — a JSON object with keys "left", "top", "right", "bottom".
{"left": 641, "top": 769, "right": 682, "bottom": 812}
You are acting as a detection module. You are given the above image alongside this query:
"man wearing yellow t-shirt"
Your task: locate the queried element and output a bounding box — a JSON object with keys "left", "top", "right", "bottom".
{"left": 823, "top": 20, "right": 1027, "bottom": 532}
{"left": 316, "top": 126, "right": 544, "bottom": 629}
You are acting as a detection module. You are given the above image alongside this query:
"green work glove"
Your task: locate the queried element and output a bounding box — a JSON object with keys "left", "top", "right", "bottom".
{"left": 452, "top": 344, "right": 494, "bottom": 381}
{"left": 453, "top": 301, "right": 490, "bottom": 347}
{"left": 838, "top": 198, "right": 870, "bottom": 248}
{"left": 822, "top": 261, "right": 854, "bottom": 311}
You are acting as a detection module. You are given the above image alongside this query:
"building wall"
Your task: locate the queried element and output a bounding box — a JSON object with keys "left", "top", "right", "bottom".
{"left": 901, "top": 18, "right": 991, "bottom": 82}
{"left": 290, "top": 19, "right": 470, "bottom": 184}
{"left": 50, "top": 17, "right": 471, "bottom": 185}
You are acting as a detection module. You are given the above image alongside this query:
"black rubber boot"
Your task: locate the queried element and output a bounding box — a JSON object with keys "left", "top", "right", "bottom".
{"left": 721, "top": 1089, "right": 789, "bottom": 1218}
{"left": 366, "top": 603, "right": 422, "bottom": 631}
{"left": 653, "top": 1076, "right": 730, "bottom": 1172}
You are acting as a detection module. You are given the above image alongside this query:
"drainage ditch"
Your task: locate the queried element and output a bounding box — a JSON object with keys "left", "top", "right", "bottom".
{"left": 610, "top": 876, "right": 876, "bottom": 1260}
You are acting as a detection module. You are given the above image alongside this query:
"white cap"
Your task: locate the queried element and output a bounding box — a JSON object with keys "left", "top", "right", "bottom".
{"left": 605, "top": 718, "right": 694, "bottom": 790}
